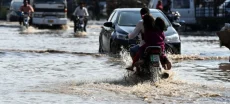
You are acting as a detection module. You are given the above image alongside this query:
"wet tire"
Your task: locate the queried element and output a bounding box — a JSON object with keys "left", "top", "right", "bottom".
{"left": 99, "top": 34, "right": 104, "bottom": 53}
{"left": 149, "top": 65, "right": 161, "bottom": 83}
{"left": 165, "top": 44, "right": 179, "bottom": 54}
{"left": 110, "top": 40, "right": 119, "bottom": 54}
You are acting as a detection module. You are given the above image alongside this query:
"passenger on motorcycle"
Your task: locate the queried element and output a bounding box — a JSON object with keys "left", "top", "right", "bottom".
{"left": 19, "top": 0, "right": 34, "bottom": 26}
{"left": 72, "top": 2, "right": 89, "bottom": 32}
{"left": 126, "top": 8, "right": 171, "bottom": 72}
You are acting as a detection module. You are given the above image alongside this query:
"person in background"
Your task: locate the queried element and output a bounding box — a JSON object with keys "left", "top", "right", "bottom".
{"left": 92, "top": 0, "right": 100, "bottom": 21}
{"left": 73, "top": 2, "right": 89, "bottom": 32}
{"left": 156, "top": 0, "right": 163, "bottom": 11}
{"left": 163, "top": 0, "right": 172, "bottom": 13}
{"left": 19, "top": 0, "right": 34, "bottom": 25}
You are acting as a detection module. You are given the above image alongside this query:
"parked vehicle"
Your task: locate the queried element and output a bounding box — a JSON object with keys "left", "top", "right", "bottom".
{"left": 30, "top": 0, "right": 68, "bottom": 27}
{"left": 219, "top": 0, "right": 230, "bottom": 16}
{"left": 99, "top": 8, "right": 181, "bottom": 54}
{"left": 148, "top": 0, "right": 227, "bottom": 30}
{"left": 7, "top": 0, "right": 23, "bottom": 21}
{"left": 106, "top": 0, "right": 149, "bottom": 17}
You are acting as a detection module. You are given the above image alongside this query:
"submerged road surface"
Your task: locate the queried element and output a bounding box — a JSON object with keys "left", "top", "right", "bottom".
{"left": 0, "top": 21, "right": 230, "bottom": 104}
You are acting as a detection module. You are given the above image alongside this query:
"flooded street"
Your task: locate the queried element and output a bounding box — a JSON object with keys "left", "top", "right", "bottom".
{"left": 0, "top": 21, "right": 230, "bottom": 104}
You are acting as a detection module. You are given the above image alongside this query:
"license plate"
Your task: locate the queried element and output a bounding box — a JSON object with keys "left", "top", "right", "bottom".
{"left": 150, "top": 55, "right": 160, "bottom": 62}
{"left": 48, "top": 20, "right": 53, "bottom": 23}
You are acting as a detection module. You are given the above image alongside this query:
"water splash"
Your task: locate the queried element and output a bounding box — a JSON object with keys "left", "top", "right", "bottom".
{"left": 19, "top": 26, "right": 38, "bottom": 34}
{"left": 61, "top": 25, "right": 69, "bottom": 30}
{"left": 119, "top": 47, "right": 132, "bottom": 67}
{"left": 23, "top": 77, "right": 227, "bottom": 103}
{"left": 74, "top": 31, "right": 87, "bottom": 37}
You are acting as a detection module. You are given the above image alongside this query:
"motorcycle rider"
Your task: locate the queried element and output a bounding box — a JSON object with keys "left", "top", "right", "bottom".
{"left": 72, "top": 2, "right": 89, "bottom": 32}
{"left": 126, "top": 8, "right": 171, "bottom": 71}
{"left": 125, "top": 8, "right": 148, "bottom": 72}
{"left": 156, "top": 0, "right": 163, "bottom": 11}
{"left": 19, "top": 0, "right": 34, "bottom": 26}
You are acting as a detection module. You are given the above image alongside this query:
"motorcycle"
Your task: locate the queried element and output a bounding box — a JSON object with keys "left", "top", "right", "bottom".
{"left": 118, "top": 38, "right": 174, "bottom": 82}
{"left": 165, "top": 11, "right": 185, "bottom": 31}
{"left": 21, "top": 12, "right": 30, "bottom": 28}
{"left": 74, "top": 16, "right": 85, "bottom": 32}
{"left": 133, "top": 45, "right": 171, "bottom": 82}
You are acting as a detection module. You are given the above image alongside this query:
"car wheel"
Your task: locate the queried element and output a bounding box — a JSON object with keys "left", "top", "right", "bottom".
{"left": 99, "top": 34, "right": 104, "bottom": 53}
{"left": 165, "top": 43, "right": 179, "bottom": 54}
{"left": 110, "top": 40, "right": 119, "bottom": 54}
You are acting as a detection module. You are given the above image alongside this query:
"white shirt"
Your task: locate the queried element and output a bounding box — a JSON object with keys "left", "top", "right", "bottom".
{"left": 128, "top": 20, "right": 145, "bottom": 46}
{"left": 73, "top": 6, "right": 89, "bottom": 17}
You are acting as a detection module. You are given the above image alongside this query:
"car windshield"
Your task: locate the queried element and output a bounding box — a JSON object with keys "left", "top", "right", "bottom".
{"left": 117, "top": 11, "right": 170, "bottom": 27}
{"left": 34, "top": 0, "right": 64, "bottom": 4}
{"left": 13, "top": 2, "right": 23, "bottom": 11}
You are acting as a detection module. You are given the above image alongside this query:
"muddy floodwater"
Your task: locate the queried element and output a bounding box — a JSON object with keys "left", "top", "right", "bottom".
{"left": 0, "top": 21, "right": 230, "bottom": 104}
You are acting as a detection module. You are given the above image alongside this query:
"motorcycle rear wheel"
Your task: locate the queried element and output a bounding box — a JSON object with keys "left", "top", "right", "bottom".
{"left": 149, "top": 65, "right": 162, "bottom": 83}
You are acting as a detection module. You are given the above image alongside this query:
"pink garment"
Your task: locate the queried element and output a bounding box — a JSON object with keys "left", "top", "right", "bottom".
{"left": 132, "top": 29, "right": 166, "bottom": 66}
{"left": 156, "top": 1, "right": 163, "bottom": 11}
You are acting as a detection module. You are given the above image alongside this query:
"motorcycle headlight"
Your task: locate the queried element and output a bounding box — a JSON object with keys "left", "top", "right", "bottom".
{"left": 166, "top": 34, "right": 180, "bottom": 43}
{"left": 116, "top": 32, "right": 128, "bottom": 39}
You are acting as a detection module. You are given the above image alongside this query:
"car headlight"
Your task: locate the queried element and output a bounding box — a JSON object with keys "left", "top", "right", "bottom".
{"left": 166, "top": 34, "right": 180, "bottom": 42}
{"left": 116, "top": 32, "right": 128, "bottom": 39}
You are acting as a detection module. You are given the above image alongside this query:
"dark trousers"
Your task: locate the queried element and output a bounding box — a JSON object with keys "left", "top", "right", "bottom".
{"left": 19, "top": 16, "right": 32, "bottom": 25}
